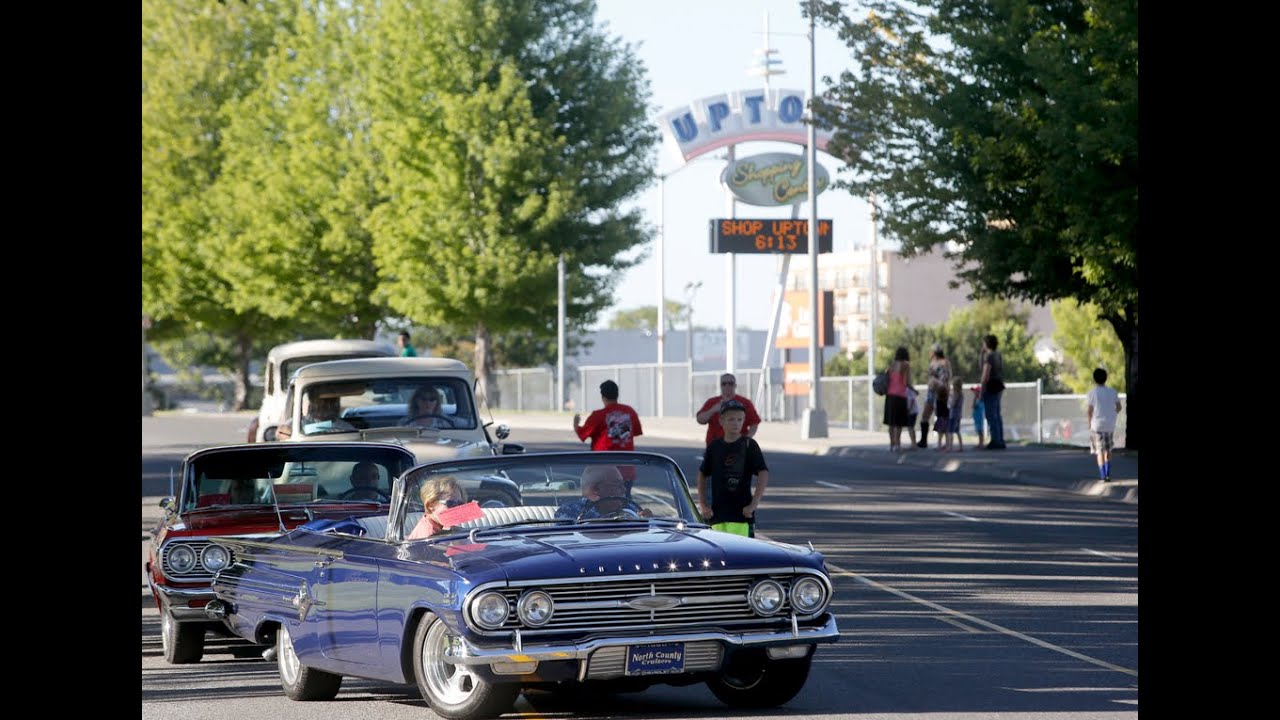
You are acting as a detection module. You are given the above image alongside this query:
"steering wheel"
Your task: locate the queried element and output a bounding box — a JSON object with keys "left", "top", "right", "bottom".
{"left": 577, "top": 495, "right": 643, "bottom": 521}
{"left": 337, "top": 487, "right": 391, "bottom": 502}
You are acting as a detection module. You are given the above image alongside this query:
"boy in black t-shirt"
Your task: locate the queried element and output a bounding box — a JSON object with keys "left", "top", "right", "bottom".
{"left": 696, "top": 400, "right": 769, "bottom": 537}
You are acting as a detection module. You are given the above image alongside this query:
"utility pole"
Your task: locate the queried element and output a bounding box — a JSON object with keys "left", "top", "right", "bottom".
{"left": 557, "top": 254, "right": 566, "bottom": 411}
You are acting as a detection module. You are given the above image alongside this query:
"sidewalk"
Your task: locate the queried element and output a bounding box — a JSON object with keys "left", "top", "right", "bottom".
{"left": 495, "top": 410, "right": 1138, "bottom": 505}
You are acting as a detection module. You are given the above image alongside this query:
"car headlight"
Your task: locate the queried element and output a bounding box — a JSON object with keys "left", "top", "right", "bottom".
{"left": 471, "top": 591, "right": 511, "bottom": 629}
{"left": 201, "top": 544, "right": 231, "bottom": 573}
{"left": 748, "top": 579, "right": 785, "bottom": 616}
{"left": 166, "top": 544, "right": 197, "bottom": 574}
{"left": 516, "top": 591, "right": 554, "bottom": 627}
{"left": 789, "top": 576, "right": 827, "bottom": 614}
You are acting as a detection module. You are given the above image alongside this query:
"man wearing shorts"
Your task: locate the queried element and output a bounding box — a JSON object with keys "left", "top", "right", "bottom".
{"left": 1085, "top": 368, "right": 1123, "bottom": 482}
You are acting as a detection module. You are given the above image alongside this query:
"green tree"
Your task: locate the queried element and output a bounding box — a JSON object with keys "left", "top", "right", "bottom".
{"left": 142, "top": 0, "right": 300, "bottom": 409}
{"left": 812, "top": 1, "right": 1139, "bottom": 447}
{"left": 608, "top": 301, "right": 691, "bottom": 332}
{"left": 208, "top": 0, "right": 388, "bottom": 343}
{"left": 872, "top": 299, "right": 1049, "bottom": 389}
{"left": 824, "top": 349, "right": 866, "bottom": 376}
{"left": 1050, "top": 298, "right": 1126, "bottom": 393}
{"left": 362, "top": 0, "right": 658, "bottom": 407}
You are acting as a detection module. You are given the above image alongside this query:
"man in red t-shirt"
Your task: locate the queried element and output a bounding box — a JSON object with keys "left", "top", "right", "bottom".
{"left": 573, "top": 380, "right": 643, "bottom": 451}
{"left": 695, "top": 373, "right": 762, "bottom": 446}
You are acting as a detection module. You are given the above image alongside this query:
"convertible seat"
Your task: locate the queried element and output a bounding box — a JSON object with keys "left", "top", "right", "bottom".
{"left": 457, "top": 504, "right": 559, "bottom": 528}
{"left": 355, "top": 514, "right": 391, "bottom": 539}
{"left": 392, "top": 504, "right": 561, "bottom": 538}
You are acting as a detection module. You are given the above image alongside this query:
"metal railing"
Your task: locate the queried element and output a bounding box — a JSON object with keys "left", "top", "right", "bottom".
{"left": 490, "top": 365, "right": 1125, "bottom": 447}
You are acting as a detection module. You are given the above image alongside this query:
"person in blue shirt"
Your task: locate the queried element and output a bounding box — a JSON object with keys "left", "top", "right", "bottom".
{"left": 555, "top": 466, "right": 651, "bottom": 521}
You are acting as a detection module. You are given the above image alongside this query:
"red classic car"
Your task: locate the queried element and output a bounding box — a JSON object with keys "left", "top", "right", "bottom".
{"left": 146, "top": 442, "right": 417, "bottom": 663}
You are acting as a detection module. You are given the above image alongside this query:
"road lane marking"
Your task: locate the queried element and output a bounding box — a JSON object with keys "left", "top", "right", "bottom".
{"left": 942, "top": 510, "right": 980, "bottom": 522}
{"left": 1083, "top": 548, "right": 1124, "bottom": 561}
{"left": 816, "top": 480, "right": 851, "bottom": 490}
{"left": 935, "top": 616, "right": 984, "bottom": 633}
{"left": 824, "top": 560, "right": 1138, "bottom": 678}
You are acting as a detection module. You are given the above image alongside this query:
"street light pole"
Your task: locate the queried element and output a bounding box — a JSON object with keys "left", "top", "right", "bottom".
{"left": 867, "top": 194, "right": 879, "bottom": 431}
{"left": 685, "top": 280, "right": 702, "bottom": 415}
{"left": 657, "top": 173, "right": 666, "bottom": 417}
{"left": 142, "top": 314, "right": 153, "bottom": 416}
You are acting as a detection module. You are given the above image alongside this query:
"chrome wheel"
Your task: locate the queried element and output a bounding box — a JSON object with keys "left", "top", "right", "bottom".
{"left": 276, "top": 624, "right": 343, "bottom": 700}
{"left": 160, "top": 611, "right": 204, "bottom": 663}
{"left": 421, "top": 618, "right": 479, "bottom": 704}
{"left": 277, "top": 627, "right": 301, "bottom": 687}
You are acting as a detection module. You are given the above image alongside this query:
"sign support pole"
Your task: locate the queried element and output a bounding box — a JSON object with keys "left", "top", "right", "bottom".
{"left": 756, "top": 202, "right": 801, "bottom": 420}
{"left": 801, "top": 3, "right": 828, "bottom": 438}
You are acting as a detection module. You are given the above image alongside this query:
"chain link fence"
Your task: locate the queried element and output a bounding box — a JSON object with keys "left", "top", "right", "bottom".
{"left": 490, "top": 365, "right": 1124, "bottom": 447}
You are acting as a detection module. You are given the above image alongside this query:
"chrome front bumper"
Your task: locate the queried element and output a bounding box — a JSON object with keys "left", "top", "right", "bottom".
{"left": 448, "top": 615, "right": 840, "bottom": 670}
{"left": 149, "top": 576, "right": 217, "bottom": 622}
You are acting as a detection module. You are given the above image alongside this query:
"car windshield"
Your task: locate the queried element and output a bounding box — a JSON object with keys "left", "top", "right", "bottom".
{"left": 182, "top": 445, "right": 415, "bottom": 511}
{"left": 299, "top": 376, "right": 477, "bottom": 436}
{"left": 394, "top": 452, "right": 700, "bottom": 541}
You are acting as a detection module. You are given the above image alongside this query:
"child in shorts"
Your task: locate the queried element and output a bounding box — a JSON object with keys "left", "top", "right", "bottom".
{"left": 970, "top": 385, "right": 985, "bottom": 448}
{"left": 932, "top": 382, "right": 950, "bottom": 449}
{"left": 945, "top": 377, "right": 964, "bottom": 451}
{"left": 905, "top": 386, "right": 920, "bottom": 448}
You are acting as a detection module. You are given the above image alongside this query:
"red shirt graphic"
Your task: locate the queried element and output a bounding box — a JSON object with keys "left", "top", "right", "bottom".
{"left": 576, "top": 403, "right": 643, "bottom": 451}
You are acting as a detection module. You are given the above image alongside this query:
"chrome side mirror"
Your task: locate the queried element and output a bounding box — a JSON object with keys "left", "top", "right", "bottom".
{"left": 158, "top": 497, "right": 175, "bottom": 511}
{"left": 263, "top": 426, "right": 278, "bottom": 442}
{"left": 494, "top": 423, "right": 510, "bottom": 441}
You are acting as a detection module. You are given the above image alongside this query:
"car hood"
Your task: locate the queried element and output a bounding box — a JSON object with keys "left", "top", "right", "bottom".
{"left": 294, "top": 430, "right": 492, "bottom": 461}
{"left": 173, "top": 504, "right": 385, "bottom": 534}
{"left": 438, "top": 523, "right": 813, "bottom": 582}
{"left": 402, "top": 436, "right": 493, "bottom": 461}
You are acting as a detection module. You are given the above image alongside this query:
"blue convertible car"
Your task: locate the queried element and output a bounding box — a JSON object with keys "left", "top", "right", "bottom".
{"left": 208, "top": 451, "right": 839, "bottom": 719}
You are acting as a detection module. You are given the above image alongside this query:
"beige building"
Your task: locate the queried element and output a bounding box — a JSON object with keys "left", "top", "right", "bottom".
{"left": 781, "top": 248, "right": 1056, "bottom": 358}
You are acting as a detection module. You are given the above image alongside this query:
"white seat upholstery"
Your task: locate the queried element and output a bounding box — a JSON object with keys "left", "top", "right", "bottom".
{"left": 458, "top": 504, "right": 560, "bottom": 528}
{"left": 394, "top": 504, "right": 561, "bottom": 539}
{"left": 355, "top": 514, "right": 391, "bottom": 539}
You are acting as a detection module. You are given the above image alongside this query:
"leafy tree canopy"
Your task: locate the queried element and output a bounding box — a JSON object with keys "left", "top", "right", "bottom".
{"left": 810, "top": 0, "right": 1138, "bottom": 444}
{"left": 1050, "top": 298, "right": 1126, "bottom": 393}
{"left": 608, "top": 301, "right": 692, "bottom": 332}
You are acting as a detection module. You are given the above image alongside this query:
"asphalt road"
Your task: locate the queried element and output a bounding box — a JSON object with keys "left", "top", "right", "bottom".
{"left": 142, "top": 413, "right": 1138, "bottom": 720}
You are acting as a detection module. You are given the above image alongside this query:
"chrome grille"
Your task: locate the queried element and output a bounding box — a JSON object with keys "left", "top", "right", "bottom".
{"left": 490, "top": 574, "right": 797, "bottom": 634}
{"left": 586, "top": 641, "right": 723, "bottom": 679}
{"left": 159, "top": 541, "right": 232, "bottom": 582}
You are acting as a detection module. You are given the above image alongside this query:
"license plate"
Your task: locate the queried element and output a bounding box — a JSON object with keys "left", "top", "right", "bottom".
{"left": 625, "top": 642, "right": 685, "bottom": 676}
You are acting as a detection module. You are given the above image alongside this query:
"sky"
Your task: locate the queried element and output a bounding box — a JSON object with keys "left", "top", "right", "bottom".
{"left": 592, "top": 0, "right": 882, "bottom": 332}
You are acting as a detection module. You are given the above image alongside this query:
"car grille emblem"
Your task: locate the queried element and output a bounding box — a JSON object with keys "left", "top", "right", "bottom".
{"left": 626, "top": 595, "right": 681, "bottom": 611}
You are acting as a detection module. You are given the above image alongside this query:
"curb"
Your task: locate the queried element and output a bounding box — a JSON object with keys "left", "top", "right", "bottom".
{"left": 819, "top": 445, "right": 1137, "bottom": 504}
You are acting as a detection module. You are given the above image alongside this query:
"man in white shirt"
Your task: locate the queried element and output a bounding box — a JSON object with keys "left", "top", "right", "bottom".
{"left": 1085, "top": 368, "right": 1123, "bottom": 482}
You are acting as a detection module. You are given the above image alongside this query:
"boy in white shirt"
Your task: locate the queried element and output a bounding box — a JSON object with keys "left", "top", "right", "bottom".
{"left": 1085, "top": 368, "right": 1123, "bottom": 482}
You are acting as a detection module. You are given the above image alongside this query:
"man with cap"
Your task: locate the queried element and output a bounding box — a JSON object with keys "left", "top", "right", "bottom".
{"left": 573, "top": 380, "right": 643, "bottom": 451}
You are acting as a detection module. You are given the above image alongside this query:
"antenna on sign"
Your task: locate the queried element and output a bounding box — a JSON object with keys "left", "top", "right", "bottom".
{"left": 748, "top": 11, "right": 786, "bottom": 91}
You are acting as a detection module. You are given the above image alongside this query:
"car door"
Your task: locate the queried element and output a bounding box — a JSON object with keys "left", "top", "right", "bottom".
{"left": 309, "top": 533, "right": 385, "bottom": 666}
